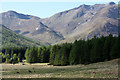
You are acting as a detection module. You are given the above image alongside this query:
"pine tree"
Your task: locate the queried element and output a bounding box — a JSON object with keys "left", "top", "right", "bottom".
{"left": 44, "top": 46, "right": 50, "bottom": 63}
{"left": 18, "top": 53, "right": 21, "bottom": 62}
{"left": 37, "top": 47, "right": 42, "bottom": 62}
{"left": 54, "top": 51, "right": 61, "bottom": 66}
{"left": 40, "top": 47, "right": 45, "bottom": 62}
{"left": 60, "top": 44, "right": 70, "bottom": 65}
{"left": 25, "top": 48, "right": 31, "bottom": 63}
{"left": 53, "top": 45, "right": 61, "bottom": 65}
{"left": 103, "top": 35, "right": 113, "bottom": 61}
{"left": 49, "top": 45, "right": 57, "bottom": 64}
{"left": 11, "top": 49, "right": 14, "bottom": 58}
{"left": 5, "top": 54, "right": 10, "bottom": 63}
{"left": 90, "top": 38, "right": 103, "bottom": 62}
{"left": 12, "top": 54, "right": 18, "bottom": 64}
{"left": 69, "top": 40, "right": 79, "bottom": 65}
{"left": 110, "top": 37, "right": 119, "bottom": 59}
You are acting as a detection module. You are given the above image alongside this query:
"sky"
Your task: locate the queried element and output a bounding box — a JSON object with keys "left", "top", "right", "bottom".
{"left": 0, "top": 0, "right": 119, "bottom": 18}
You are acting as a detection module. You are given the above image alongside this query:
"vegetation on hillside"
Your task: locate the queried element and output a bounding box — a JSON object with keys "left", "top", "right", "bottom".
{"left": 0, "top": 24, "right": 45, "bottom": 48}
{"left": 1, "top": 34, "right": 120, "bottom": 65}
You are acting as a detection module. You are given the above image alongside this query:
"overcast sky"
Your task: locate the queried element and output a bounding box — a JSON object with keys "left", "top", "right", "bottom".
{"left": 0, "top": 0, "right": 119, "bottom": 18}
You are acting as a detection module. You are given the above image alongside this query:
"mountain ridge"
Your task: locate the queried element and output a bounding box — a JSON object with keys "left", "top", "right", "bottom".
{"left": 1, "top": 10, "right": 64, "bottom": 44}
{"left": 1, "top": 2, "right": 119, "bottom": 44}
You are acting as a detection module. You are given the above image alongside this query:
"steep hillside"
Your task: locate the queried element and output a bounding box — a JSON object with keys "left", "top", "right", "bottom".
{"left": 1, "top": 2, "right": 119, "bottom": 44}
{"left": 0, "top": 24, "right": 45, "bottom": 47}
{"left": 41, "top": 2, "right": 119, "bottom": 43}
{"left": 1, "top": 11, "right": 64, "bottom": 44}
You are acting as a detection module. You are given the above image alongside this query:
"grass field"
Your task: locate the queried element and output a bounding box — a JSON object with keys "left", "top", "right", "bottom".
{"left": 1, "top": 59, "right": 119, "bottom": 79}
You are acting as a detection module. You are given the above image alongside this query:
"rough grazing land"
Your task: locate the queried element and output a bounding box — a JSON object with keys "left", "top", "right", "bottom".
{"left": 1, "top": 59, "right": 119, "bottom": 79}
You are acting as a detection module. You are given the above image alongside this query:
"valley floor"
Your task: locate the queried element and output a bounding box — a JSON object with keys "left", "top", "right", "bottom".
{"left": 1, "top": 59, "right": 119, "bottom": 79}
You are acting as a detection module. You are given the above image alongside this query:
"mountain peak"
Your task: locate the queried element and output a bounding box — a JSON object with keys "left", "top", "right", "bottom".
{"left": 6, "top": 10, "right": 41, "bottom": 20}
{"left": 76, "top": 4, "right": 90, "bottom": 10}
{"left": 79, "top": 4, "right": 89, "bottom": 8}
{"left": 7, "top": 10, "right": 18, "bottom": 14}
{"left": 108, "top": 2, "right": 115, "bottom": 5}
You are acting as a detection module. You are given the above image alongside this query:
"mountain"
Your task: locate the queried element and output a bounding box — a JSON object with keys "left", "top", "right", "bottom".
{"left": 0, "top": 24, "right": 46, "bottom": 47}
{"left": 1, "top": 2, "right": 119, "bottom": 44}
{"left": 1, "top": 11, "right": 64, "bottom": 44}
{"left": 41, "top": 2, "right": 119, "bottom": 43}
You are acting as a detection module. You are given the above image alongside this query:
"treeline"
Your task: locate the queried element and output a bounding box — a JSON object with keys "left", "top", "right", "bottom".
{"left": 49, "top": 34, "right": 120, "bottom": 65}
{"left": 1, "top": 35, "right": 120, "bottom": 65}
{"left": 1, "top": 47, "right": 27, "bottom": 63}
{"left": 25, "top": 46, "right": 50, "bottom": 63}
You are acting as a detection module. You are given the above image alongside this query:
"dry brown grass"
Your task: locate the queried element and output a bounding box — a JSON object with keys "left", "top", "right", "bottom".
{"left": 1, "top": 59, "right": 119, "bottom": 78}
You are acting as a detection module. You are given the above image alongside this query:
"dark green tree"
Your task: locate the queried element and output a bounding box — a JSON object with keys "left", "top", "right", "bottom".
{"left": 69, "top": 40, "right": 79, "bottom": 65}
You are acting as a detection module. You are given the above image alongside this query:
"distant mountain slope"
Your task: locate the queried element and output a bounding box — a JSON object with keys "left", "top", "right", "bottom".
{"left": 41, "top": 2, "right": 119, "bottom": 43}
{"left": 1, "top": 11, "right": 64, "bottom": 44}
{"left": 1, "top": 2, "right": 119, "bottom": 44}
{"left": 0, "top": 24, "right": 45, "bottom": 47}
